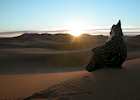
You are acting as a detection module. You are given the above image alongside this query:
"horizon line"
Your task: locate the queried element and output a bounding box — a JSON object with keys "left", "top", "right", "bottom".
{"left": 1, "top": 27, "right": 140, "bottom": 33}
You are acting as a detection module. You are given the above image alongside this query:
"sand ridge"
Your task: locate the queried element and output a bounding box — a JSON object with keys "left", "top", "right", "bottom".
{"left": 25, "top": 58, "right": 140, "bottom": 100}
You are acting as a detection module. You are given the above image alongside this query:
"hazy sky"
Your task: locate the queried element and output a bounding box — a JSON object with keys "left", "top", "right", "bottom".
{"left": 0, "top": 0, "right": 140, "bottom": 32}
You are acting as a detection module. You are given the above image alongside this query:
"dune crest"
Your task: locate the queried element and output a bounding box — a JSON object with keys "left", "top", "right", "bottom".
{"left": 25, "top": 58, "right": 140, "bottom": 100}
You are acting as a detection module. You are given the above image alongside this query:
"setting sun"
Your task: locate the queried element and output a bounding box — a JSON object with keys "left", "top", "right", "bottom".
{"left": 65, "top": 19, "right": 87, "bottom": 37}
{"left": 69, "top": 27, "right": 84, "bottom": 37}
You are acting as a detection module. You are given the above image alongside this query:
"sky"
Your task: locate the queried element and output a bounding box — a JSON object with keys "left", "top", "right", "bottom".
{"left": 0, "top": 0, "right": 140, "bottom": 32}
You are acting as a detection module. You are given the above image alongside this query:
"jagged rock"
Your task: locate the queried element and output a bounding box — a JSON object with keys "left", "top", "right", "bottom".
{"left": 86, "top": 20, "right": 127, "bottom": 72}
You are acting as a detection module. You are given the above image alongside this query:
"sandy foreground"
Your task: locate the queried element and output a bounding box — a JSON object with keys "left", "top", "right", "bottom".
{"left": 0, "top": 53, "right": 140, "bottom": 100}
{"left": 0, "top": 70, "right": 85, "bottom": 99}
{"left": 25, "top": 58, "right": 140, "bottom": 100}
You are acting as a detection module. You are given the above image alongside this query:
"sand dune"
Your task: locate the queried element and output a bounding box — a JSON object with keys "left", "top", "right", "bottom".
{"left": 0, "top": 34, "right": 139, "bottom": 99}
{"left": 0, "top": 33, "right": 140, "bottom": 51}
{"left": 25, "top": 58, "right": 140, "bottom": 100}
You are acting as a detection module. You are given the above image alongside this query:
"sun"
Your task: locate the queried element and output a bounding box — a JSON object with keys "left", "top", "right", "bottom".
{"left": 65, "top": 20, "right": 87, "bottom": 37}
{"left": 69, "top": 26, "right": 84, "bottom": 37}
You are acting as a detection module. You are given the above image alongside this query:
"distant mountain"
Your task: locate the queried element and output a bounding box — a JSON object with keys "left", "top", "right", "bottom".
{"left": 0, "top": 33, "right": 106, "bottom": 49}
{"left": 0, "top": 33, "right": 139, "bottom": 51}
{"left": 14, "top": 33, "right": 74, "bottom": 42}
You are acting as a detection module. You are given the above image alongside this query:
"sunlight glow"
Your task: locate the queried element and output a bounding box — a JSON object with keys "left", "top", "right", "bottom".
{"left": 65, "top": 19, "right": 88, "bottom": 37}
{"left": 68, "top": 27, "right": 84, "bottom": 37}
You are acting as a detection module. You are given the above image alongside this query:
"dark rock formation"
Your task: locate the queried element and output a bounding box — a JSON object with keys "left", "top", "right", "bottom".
{"left": 86, "top": 20, "right": 127, "bottom": 72}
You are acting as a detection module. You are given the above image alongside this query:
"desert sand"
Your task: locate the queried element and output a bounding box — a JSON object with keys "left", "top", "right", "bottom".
{"left": 0, "top": 34, "right": 139, "bottom": 100}
{"left": 0, "top": 50, "right": 139, "bottom": 100}
{"left": 25, "top": 58, "right": 140, "bottom": 100}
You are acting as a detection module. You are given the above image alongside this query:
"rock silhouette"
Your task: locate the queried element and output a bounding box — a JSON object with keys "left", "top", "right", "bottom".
{"left": 86, "top": 20, "right": 127, "bottom": 72}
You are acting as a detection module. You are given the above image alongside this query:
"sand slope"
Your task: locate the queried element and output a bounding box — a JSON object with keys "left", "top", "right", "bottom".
{"left": 26, "top": 58, "right": 140, "bottom": 100}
